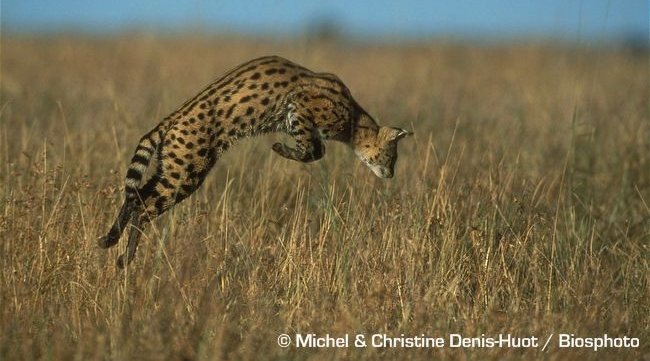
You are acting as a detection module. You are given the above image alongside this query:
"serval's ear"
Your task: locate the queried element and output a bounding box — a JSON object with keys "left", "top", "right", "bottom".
{"left": 389, "top": 127, "right": 413, "bottom": 142}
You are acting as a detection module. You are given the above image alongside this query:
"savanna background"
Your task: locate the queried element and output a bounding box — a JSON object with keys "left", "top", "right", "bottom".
{"left": 1, "top": 1, "right": 648, "bottom": 360}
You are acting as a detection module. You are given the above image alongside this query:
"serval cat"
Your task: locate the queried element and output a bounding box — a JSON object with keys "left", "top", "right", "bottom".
{"left": 99, "top": 56, "right": 411, "bottom": 267}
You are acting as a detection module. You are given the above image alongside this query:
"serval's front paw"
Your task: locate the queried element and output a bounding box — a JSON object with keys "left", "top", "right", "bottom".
{"left": 273, "top": 142, "right": 323, "bottom": 162}
{"left": 272, "top": 142, "right": 298, "bottom": 161}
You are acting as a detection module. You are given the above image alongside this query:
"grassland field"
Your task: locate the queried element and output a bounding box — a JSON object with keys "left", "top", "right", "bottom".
{"left": 0, "top": 35, "right": 648, "bottom": 360}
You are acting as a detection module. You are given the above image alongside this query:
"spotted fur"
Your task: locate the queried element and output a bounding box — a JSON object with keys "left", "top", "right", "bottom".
{"left": 98, "top": 56, "right": 411, "bottom": 267}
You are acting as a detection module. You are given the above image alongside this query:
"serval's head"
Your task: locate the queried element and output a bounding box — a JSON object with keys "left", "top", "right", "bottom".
{"left": 353, "top": 114, "right": 412, "bottom": 178}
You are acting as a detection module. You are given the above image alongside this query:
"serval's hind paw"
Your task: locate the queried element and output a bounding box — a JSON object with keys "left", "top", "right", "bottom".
{"left": 97, "top": 234, "right": 119, "bottom": 249}
{"left": 116, "top": 253, "right": 131, "bottom": 269}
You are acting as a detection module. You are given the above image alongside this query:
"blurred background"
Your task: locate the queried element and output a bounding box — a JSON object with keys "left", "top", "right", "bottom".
{"left": 1, "top": 3, "right": 649, "bottom": 361}
{"left": 2, "top": 0, "right": 648, "bottom": 44}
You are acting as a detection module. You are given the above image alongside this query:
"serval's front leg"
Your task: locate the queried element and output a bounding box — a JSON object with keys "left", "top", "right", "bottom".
{"left": 272, "top": 104, "right": 324, "bottom": 162}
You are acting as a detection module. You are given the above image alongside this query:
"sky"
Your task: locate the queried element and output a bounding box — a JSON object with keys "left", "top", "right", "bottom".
{"left": 1, "top": 0, "right": 648, "bottom": 42}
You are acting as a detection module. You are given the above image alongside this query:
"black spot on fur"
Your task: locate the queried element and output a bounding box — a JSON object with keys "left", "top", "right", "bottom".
{"left": 136, "top": 144, "right": 154, "bottom": 153}
{"left": 159, "top": 177, "right": 174, "bottom": 189}
{"left": 233, "top": 65, "right": 257, "bottom": 79}
{"left": 131, "top": 154, "right": 149, "bottom": 165}
{"left": 225, "top": 104, "right": 236, "bottom": 118}
{"left": 126, "top": 168, "right": 142, "bottom": 180}
{"left": 155, "top": 197, "right": 167, "bottom": 212}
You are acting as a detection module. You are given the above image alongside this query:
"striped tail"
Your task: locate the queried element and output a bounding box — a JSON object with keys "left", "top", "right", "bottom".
{"left": 124, "top": 125, "right": 166, "bottom": 201}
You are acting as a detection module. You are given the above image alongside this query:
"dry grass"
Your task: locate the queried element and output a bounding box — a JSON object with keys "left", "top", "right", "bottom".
{"left": 1, "top": 34, "right": 648, "bottom": 360}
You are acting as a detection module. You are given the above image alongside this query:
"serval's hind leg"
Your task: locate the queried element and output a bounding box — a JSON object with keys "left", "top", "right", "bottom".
{"left": 115, "top": 152, "right": 216, "bottom": 268}
{"left": 98, "top": 200, "right": 136, "bottom": 248}
{"left": 100, "top": 127, "right": 162, "bottom": 250}
{"left": 117, "top": 211, "right": 146, "bottom": 269}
